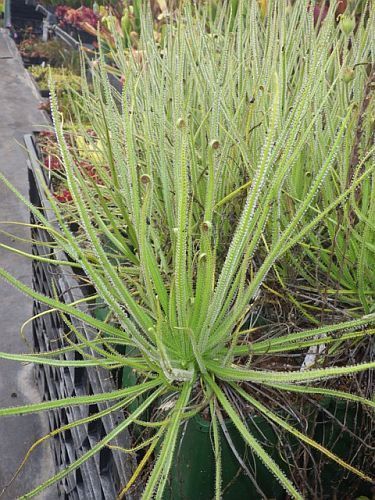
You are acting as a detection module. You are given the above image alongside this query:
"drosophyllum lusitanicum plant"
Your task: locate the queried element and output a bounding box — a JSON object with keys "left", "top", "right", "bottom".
{"left": 0, "top": 1, "right": 374, "bottom": 498}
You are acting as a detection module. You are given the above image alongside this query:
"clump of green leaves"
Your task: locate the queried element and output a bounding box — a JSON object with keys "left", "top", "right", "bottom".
{"left": 29, "top": 65, "right": 82, "bottom": 93}
{"left": 0, "top": 1, "right": 374, "bottom": 498}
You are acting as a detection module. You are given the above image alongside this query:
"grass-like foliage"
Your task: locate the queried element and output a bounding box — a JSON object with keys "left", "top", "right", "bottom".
{"left": 0, "top": 1, "right": 374, "bottom": 498}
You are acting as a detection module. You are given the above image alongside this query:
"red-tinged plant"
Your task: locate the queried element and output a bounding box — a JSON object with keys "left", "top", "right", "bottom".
{"left": 55, "top": 5, "right": 69, "bottom": 20}
{"left": 44, "top": 155, "right": 62, "bottom": 171}
{"left": 77, "top": 160, "right": 104, "bottom": 185}
{"left": 38, "top": 131, "right": 55, "bottom": 139}
{"left": 53, "top": 188, "right": 73, "bottom": 203}
{"left": 312, "top": 0, "right": 348, "bottom": 26}
{"left": 61, "top": 6, "right": 100, "bottom": 29}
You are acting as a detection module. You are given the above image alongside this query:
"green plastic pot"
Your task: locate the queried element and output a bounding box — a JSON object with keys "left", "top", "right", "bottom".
{"left": 311, "top": 398, "right": 372, "bottom": 497}
{"left": 161, "top": 413, "right": 286, "bottom": 500}
{"left": 94, "top": 306, "right": 370, "bottom": 498}
{"left": 160, "top": 397, "right": 371, "bottom": 499}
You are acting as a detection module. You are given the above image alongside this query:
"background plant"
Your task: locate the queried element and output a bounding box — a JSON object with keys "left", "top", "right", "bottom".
{"left": 0, "top": 1, "right": 374, "bottom": 498}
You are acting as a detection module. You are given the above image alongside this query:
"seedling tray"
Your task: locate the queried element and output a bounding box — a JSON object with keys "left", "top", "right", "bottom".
{"left": 25, "top": 133, "right": 136, "bottom": 500}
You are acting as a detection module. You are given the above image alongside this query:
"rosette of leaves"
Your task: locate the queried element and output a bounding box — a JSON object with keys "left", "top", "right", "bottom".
{"left": 0, "top": 1, "right": 374, "bottom": 498}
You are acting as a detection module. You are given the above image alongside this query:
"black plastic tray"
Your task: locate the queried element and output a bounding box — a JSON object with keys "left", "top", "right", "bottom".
{"left": 25, "top": 133, "right": 136, "bottom": 499}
